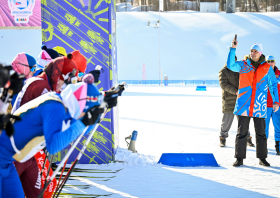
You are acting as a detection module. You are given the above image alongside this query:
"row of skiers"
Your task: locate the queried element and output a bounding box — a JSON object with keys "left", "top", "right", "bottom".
{"left": 219, "top": 39, "right": 280, "bottom": 167}
{"left": 0, "top": 45, "right": 122, "bottom": 197}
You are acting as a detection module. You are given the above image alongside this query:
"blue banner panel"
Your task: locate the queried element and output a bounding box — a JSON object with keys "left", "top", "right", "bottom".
{"left": 42, "top": 0, "right": 118, "bottom": 164}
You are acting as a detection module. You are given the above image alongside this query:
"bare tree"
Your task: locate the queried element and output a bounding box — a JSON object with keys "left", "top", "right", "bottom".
{"left": 253, "top": 0, "right": 259, "bottom": 11}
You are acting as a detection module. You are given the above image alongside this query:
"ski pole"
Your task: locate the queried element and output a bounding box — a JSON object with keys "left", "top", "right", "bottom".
{"left": 44, "top": 155, "right": 54, "bottom": 187}
{"left": 37, "top": 125, "right": 89, "bottom": 198}
{"left": 1, "top": 89, "right": 13, "bottom": 113}
{"left": 54, "top": 110, "right": 108, "bottom": 197}
{"left": 40, "top": 150, "right": 48, "bottom": 179}
{"left": 53, "top": 146, "right": 70, "bottom": 196}
{"left": 54, "top": 82, "right": 127, "bottom": 196}
{"left": 53, "top": 82, "right": 127, "bottom": 197}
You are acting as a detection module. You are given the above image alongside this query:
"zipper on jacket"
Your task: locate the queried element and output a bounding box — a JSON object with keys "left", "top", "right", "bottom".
{"left": 249, "top": 66, "right": 259, "bottom": 117}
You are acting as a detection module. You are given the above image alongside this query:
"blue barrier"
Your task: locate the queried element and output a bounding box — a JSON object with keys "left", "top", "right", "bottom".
{"left": 196, "top": 86, "right": 207, "bottom": 91}
{"left": 118, "top": 80, "right": 219, "bottom": 87}
{"left": 158, "top": 153, "right": 219, "bottom": 167}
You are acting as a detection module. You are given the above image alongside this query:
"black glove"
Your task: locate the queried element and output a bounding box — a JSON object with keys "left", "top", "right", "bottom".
{"left": 89, "top": 70, "right": 101, "bottom": 83}
{"left": 0, "top": 66, "right": 11, "bottom": 88}
{"left": 112, "top": 85, "right": 125, "bottom": 96}
{"left": 81, "top": 106, "right": 104, "bottom": 126}
{"left": 104, "top": 90, "right": 118, "bottom": 108}
{"left": 0, "top": 114, "right": 21, "bottom": 137}
{"left": 9, "top": 72, "right": 25, "bottom": 95}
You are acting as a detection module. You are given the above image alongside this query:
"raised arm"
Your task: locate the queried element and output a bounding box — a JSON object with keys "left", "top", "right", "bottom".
{"left": 227, "top": 48, "right": 243, "bottom": 72}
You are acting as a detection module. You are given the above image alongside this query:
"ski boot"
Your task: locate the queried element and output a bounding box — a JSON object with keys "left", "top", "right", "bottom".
{"left": 220, "top": 137, "right": 226, "bottom": 147}
{"left": 259, "top": 159, "right": 270, "bottom": 166}
{"left": 276, "top": 141, "right": 280, "bottom": 156}
{"left": 247, "top": 136, "right": 255, "bottom": 147}
{"left": 233, "top": 159, "right": 243, "bottom": 167}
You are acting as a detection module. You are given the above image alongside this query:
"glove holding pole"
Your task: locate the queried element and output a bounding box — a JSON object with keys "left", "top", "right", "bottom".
{"left": 81, "top": 105, "right": 104, "bottom": 126}
{"left": 103, "top": 82, "right": 127, "bottom": 108}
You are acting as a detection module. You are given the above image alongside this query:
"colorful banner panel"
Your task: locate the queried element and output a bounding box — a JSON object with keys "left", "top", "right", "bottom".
{"left": 42, "top": 0, "right": 118, "bottom": 164}
{"left": 0, "top": 0, "right": 41, "bottom": 26}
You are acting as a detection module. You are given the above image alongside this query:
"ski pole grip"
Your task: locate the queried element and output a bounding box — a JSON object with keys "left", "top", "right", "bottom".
{"left": 113, "top": 81, "right": 127, "bottom": 93}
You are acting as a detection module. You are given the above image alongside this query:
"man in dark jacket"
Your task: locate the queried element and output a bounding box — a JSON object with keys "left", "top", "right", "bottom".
{"left": 219, "top": 56, "right": 254, "bottom": 147}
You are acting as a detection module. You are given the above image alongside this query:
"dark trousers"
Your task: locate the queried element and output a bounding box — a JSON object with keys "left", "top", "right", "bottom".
{"left": 235, "top": 116, "right": 267, "bottom": 159}
{"left": 220, "top": 113, "right": 250, "bottom": 138}
{"left": 14, "top": 157, "right": 41, "bottom": 198}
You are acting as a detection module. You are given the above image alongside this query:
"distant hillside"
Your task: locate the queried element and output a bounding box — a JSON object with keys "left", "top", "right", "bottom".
{"left": 116, "top": 12, "right": 280, "bottom": 80}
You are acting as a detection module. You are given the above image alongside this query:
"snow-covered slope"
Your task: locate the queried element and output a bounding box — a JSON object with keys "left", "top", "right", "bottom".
{"left": 117, "top": 12, "right": 280, "bottom": 80}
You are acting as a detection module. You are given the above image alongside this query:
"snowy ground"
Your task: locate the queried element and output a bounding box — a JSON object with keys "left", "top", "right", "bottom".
{"left": 61, "top": 86, "right": 280, "bottom": 198}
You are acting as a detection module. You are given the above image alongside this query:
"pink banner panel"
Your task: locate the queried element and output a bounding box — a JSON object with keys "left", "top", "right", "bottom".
{"left": 0, "top": 0, "right": 41, "bottom": 27}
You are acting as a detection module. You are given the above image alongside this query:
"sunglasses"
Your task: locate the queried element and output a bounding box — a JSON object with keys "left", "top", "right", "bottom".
{"left": 16, "top": 62, "right": 36, "bottom": 72}
{"left": 267, "top": 60, "right": 275, "bottom": 63}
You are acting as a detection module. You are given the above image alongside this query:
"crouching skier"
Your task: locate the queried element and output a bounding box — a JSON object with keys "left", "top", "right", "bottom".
{"left": 0, "top": 82, "right": 118, "bottom": 198}
{"left": 11, "top": 53, "right": 78, "bottom": 198}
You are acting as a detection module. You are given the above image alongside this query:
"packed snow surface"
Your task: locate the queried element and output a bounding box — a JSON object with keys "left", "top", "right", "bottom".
{"left": 64, "top": 86, "right": 280, "bottom": 197}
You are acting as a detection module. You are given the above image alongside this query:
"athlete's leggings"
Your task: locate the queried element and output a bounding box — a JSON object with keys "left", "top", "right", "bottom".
{"left": 265, "top": 107, "right": 280, "bottom": 141}
{"left": 0, "top": 162, "right": 24, "bottom": 198}
{"left": 14, "top": 157, "right": 41, "bottom": 198}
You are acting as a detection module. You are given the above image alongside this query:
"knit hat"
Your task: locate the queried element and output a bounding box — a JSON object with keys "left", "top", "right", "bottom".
{"left": 82, "top": 73, "right": 95, "bottom": 84}
{"left": 43, "top": 54, "right": 77, "bottom": 92}
{"left": 60, "top": 53, "right": 78, "bottom": 80}
{"left": 251, "top": 43, "right": 263, "bottom": 55}
{"left": 71, "top": 50, "right": 87, "bottom": 73}
{"left": 42, "top": 45, "right": 59, "bottom": 59}
{"left": 11, "top": 53, "right": 36, "bottom": 79}
{"left": 266, "top": 55, "right": 275, "bottom": 61}
{"left": 84, "top": 83, "right": 100, "bottom": 112}
{"left": 36, "top": 49, "right": 52, "bottom": 71}
{"left": 60, "top": 82, "right": 100, "bottom": 118}
{"left": 53, "top": 46, "right": 67, "bottom": 57}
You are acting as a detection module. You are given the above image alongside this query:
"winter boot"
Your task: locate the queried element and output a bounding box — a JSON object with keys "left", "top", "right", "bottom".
{"left": 233, "top": 159, "right": 243, "bottom": 167}
{"left": 247, "top": 136, "right": 255, "bottom": 147}
{"left": 259, "top": 159, "right": 270, "bottom": 166}
{"left": 276, "top": 141, "right": 280, "bottom": 155}
{"left": 220, "top": 137, "right": 226, "bottom": 147}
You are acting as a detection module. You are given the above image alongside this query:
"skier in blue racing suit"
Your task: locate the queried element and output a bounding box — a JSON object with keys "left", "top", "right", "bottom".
{"left": 0, "top": 82, "right": 118, "bottom": 197}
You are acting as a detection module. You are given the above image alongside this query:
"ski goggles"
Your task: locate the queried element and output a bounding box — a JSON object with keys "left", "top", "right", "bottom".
{"left": 267, "top": 60, "right": 275, "bottom": 63}
{"left": 78, "top": 72, "right": 85, "bottom": 78}
{"left": 15, "top": 62, "right": 36, "bottom": 72}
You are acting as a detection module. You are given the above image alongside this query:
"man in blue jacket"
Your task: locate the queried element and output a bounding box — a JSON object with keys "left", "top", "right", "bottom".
{"left": 227, "top": 39, "right": 279, "bottom": 167}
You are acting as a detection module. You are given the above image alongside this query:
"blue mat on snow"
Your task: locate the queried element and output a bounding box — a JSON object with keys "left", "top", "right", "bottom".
{"left": 158, "top": 153, "right": 219, "bottom": 167}
{"left": 196, "top": 86, "right": 207, "bottom": 91}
